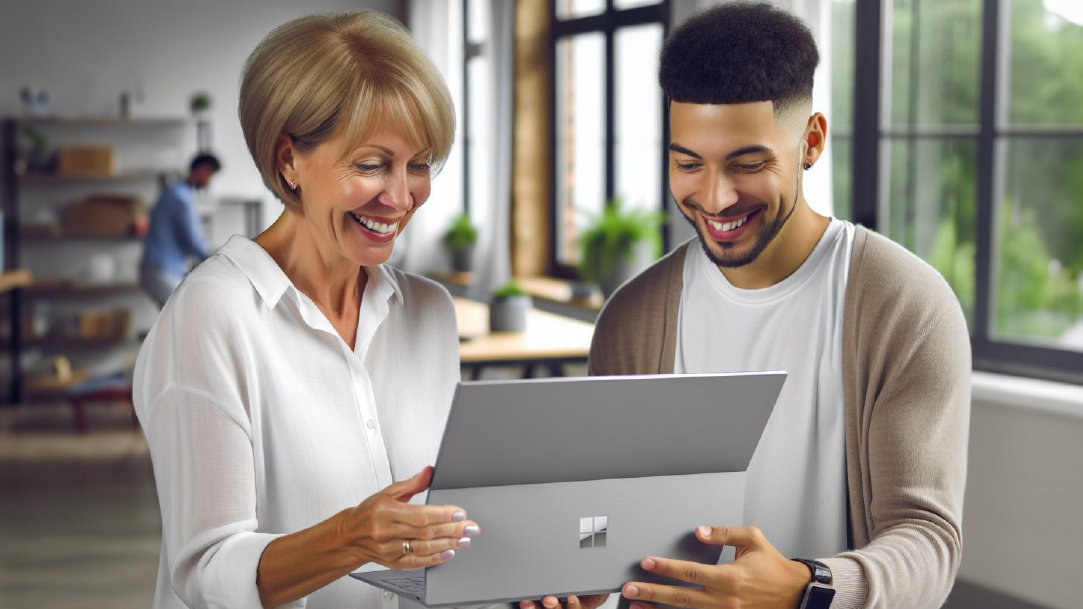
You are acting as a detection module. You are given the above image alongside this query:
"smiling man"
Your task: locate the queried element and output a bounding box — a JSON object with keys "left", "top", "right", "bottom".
{"left": 589, "top": 3, "right": 971, "bottom": 609}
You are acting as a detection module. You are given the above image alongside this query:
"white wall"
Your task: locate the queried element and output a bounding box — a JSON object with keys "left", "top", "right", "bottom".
{"left": 0, "top": 0, "right": 398, "bottom": 229}
{"left": 961, "top": 373, "right": 1083, "bottom": 609}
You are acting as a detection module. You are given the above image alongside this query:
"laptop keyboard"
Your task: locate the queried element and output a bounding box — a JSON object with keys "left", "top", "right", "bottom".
{"left": 385, "top": 574, "right": 426, "bottom": 594}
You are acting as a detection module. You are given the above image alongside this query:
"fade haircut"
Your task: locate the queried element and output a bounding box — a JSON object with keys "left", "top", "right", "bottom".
{"left": 659, "top": 2, "right": 819, "bottom": 118}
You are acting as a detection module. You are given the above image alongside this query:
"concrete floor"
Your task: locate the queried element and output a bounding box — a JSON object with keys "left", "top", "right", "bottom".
{"left": 0, "top": 400, "right": 1051, "bottom": 609}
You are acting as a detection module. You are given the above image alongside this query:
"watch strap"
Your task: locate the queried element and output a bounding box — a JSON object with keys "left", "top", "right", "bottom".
{"left": 792, "top": 558, "right": 832, "bottom": 584}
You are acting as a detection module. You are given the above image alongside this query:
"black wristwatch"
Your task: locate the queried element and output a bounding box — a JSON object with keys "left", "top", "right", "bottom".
{"left": 791, "top": 558, "right": 835, "bottom": 609}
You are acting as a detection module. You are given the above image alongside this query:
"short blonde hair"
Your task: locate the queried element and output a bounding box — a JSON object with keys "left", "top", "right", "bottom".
{"left": 239, "top": 10, "right": 455, "bottom": 208}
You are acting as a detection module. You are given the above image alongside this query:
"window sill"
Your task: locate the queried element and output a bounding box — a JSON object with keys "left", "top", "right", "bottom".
{"left": 971, "top": 370, "right": 1083, "bottom": 420}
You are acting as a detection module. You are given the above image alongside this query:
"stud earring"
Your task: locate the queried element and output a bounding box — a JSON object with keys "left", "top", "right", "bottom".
{"left": 803, "top": 162, "right": 812, "bottom": 171}
{"left": 287, "top": 179, "right": 297, "bottom": 190}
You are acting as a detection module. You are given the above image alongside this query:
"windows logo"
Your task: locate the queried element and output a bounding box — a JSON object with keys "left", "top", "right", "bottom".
{"left": 579, "top": 516, "right": 608, "bottom": 549}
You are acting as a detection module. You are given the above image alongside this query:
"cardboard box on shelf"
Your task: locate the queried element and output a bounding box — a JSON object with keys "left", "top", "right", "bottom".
{"left": 57, "top": 146, "right": 115, "bottom": 177}
{"left": 62, "top": 194, "right": 148, "bottom": 237}
{"left": 77, "top": 307, "right": 132, "bottom": 341}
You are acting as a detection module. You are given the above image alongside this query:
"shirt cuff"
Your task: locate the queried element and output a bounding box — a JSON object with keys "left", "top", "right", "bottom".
{"left": 819, "top": 556, "right": 868, "bottom": 609}
{"left": 202, "top": 531, "right": 306, "bottom": 609}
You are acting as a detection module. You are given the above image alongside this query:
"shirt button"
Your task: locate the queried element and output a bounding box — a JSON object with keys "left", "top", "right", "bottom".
{"left": 383, "top": 591, "right": 394, "bottom": 601}
{"left": 366, "top": 419, "right": 376, "bottom": 430}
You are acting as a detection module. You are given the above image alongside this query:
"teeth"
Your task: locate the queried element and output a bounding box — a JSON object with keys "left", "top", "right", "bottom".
{"left": 351, "top": 213, "right": 400, "bottom": 235}
{"left": 708, "top": 215, "right": 748, "bottom": 232}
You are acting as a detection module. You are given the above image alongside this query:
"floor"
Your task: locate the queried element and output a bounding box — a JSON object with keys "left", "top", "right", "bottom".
{"left": 0, "top": 400, "right": 1053, "bottom": 609}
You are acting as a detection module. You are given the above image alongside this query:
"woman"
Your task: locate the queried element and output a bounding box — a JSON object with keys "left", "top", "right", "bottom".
{"left": 134, "top": 11, "right": 477, "bottom": 609}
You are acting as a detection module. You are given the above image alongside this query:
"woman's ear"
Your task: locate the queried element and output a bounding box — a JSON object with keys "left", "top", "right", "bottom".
{"left": 275, "top": 134, "right": 297, "bottom": 187}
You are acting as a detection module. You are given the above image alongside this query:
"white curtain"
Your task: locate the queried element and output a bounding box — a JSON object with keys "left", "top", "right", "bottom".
{"left": 667, "top": 0, "right": 834, "bottom": 241}
{"left": 466, "top": 0, "right": 515, "bottom": 300}
{"left": 399, "top": 1, "right": 464, "bottom": 274}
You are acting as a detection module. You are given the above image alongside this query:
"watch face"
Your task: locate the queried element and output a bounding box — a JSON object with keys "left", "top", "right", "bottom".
{"left": 802, "top": 583, "right": 836, "bottom": 609}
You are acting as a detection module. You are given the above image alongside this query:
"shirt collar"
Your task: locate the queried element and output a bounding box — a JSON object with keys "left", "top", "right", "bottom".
{"left": 218, "top": 235, "right": 404, "bottom": 309}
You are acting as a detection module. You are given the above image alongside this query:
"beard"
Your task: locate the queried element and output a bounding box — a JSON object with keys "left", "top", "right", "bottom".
{"left": 682, "top": 172, "right": 801, "bottom": 268}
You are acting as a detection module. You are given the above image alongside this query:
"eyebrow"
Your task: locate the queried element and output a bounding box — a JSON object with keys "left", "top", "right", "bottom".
{"left": 668, "top": 143, "right": 774, "bottom": 160}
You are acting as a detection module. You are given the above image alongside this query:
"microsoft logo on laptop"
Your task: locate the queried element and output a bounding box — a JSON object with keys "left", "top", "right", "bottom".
{"left": 579, "top": 516, "right": 608, "bottom": 548}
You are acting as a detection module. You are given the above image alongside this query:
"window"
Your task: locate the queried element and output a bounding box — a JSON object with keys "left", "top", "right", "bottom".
{"left": 551, "top": 1, "right": 668, "bottom": 276}
{"left": 848, "top": 0, "right": 1083, "bottom": 383}
{"left": 463, "top": 0, "right": 491, "bottom": 227}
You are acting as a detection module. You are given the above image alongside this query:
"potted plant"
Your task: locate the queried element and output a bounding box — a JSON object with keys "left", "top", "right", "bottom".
{"left": 189, "top": 92, "right": 212, "bottom": 116}
{"left": 577, "top": 197, "right": 663, "bottom": 298}
{"left": 488, "top": 280, "right": 532, "bottom": 333}
{"left": 441, "top": 213, "right": 478, "bottom": 272}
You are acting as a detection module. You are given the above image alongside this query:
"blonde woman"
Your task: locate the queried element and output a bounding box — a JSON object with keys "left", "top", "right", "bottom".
{"left": 135, "top": 11, "right": 476, "bottom": 609}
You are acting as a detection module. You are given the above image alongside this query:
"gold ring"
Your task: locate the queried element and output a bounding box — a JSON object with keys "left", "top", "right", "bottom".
{"left": 402, "top": 539, "right": 412, "bottom": 556}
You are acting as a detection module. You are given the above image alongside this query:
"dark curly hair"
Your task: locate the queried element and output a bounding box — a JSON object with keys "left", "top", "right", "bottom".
{"left": 659, "top": 2, "right": 819, "bottom": 116}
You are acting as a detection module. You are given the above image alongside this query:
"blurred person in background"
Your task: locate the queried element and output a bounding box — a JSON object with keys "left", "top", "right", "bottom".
{"left": 139, "top": 152, "right": 219, "bottom": 307}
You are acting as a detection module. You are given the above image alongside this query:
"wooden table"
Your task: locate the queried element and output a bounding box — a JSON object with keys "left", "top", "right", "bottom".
{"left": 453, "top": 297, "right": 595, "bottom": 379}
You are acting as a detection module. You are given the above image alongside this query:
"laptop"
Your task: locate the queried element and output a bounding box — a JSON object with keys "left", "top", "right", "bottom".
{"left": 351, "top": 371, "right": 786, "bottom": 607}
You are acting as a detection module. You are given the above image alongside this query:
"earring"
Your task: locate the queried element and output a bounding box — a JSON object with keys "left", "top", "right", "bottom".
{"left": 287, "top": 179, "right": 297, "bottom": 190}
{"left": 803, "top": 162, "right": 812, "bottom": 171}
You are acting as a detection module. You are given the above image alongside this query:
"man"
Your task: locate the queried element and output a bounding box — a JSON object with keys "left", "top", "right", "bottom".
{"left": 139, "top": 153, "right": 220, "bottom": 307}
{"left": 589, "top": 4, "right": 970, "bottom": 609}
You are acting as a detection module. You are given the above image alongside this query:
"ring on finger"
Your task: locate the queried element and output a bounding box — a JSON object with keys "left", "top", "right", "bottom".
{"left": 402, "top": 539, "right": 413, "bottom": 556}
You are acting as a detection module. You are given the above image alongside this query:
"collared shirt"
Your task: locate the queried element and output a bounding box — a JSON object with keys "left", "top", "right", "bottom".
{"left": 141, "top": 180, "right": 210, "bottom": 276}
{"left": 675, "top": 219, "right": 854, "bottom": 559}
{"left": 134, "top": 235, "right": 460, "bottom": 609}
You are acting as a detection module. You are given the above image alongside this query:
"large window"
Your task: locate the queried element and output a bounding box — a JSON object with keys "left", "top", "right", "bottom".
{"left": 848, "top": 0, "right": 1083, "bottom": 383}
{"left": 551, "top": 1, "right": 668, "bottom": 275}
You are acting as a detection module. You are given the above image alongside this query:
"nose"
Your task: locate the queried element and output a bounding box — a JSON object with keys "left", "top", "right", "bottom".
{"left": 378, "top": 168, "right": 413, "bottom": 212}
{"left": 702, "top": 169, "right": 739, "bottom": 214}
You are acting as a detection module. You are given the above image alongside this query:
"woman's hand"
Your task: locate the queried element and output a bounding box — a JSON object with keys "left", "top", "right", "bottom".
{"left": 338, "top": 466, "right": 480, "bottom": 569}
{"left": 520, "top": 593, "right": 610, "bottom": 609}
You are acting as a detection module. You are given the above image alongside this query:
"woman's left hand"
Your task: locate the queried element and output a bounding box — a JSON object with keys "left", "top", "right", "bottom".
{"left": 519, "top": 593, "right": 610, "bottom": 609}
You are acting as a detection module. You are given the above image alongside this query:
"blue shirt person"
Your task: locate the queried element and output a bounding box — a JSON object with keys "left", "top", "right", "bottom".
{"left": 139, "top": 153, "right": 220, "bottom": 307}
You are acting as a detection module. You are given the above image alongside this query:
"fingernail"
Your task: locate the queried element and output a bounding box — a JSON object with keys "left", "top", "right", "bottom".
{"left": 697, "top": 525, "right": 712, "bottom": 537}
{"left": 463, "top": 525, "right": 480, "bottom": 536}
{"left": 440, "top": 549, "right": 456, "bottom": 560}
{"left": 458, "top": 537, "right": 471, "bottom": 547}
{"left": 452, "top": 510, "right": 467, "bottom": 522}
{"left": 542, "top": 599, "right": 557, "bottom": 609}
{"left": 642, "top": 557, "right": 657, "bottom": 570}
{"left": 624, "top": 585, "right": 640, "bottom": 598}
{"left": 521, "top": 602, "right": 535, "bottom": 609}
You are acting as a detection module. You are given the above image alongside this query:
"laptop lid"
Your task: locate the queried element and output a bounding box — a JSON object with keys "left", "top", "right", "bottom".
{"left": 353, "top": 371, "right": 786, "bottom": 607}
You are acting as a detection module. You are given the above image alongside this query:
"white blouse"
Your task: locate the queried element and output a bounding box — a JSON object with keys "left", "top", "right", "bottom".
{"left": 134, "top": 235, "right": 461, "bottom": 609}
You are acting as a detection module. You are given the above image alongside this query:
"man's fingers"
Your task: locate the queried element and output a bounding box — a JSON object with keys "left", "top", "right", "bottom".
{"left": 695, "top": 524, "right": 765, "bottom": 549}
{"left": 638, "top": 556, "right": 711, "bottom": 587}
{"left": 622, "top": 581, "right": 711, "bottom": 608}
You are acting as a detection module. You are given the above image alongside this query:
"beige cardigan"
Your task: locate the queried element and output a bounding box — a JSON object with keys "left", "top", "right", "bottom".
{"left": 588, "top": 226, "right": 970, "bottom": 609}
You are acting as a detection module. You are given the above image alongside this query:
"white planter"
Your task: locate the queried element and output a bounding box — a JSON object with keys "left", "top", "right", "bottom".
{"left": 489, "top": 294, "right": 531, "bottom": 333}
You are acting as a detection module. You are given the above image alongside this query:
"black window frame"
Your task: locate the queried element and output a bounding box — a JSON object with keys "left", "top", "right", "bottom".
{"left": 549, "top": 0, "right": 671, "bottom": 279}
{"left": 851, "top": 0, "right": 1083, "bottom": 385}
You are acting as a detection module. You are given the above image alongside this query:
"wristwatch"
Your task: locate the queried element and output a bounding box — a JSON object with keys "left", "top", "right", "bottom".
{"left": 792, "top": 558, "right": 835, "bottom": 609}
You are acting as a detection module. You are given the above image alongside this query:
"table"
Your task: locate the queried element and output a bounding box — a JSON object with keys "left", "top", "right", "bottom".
{"left": 453, "top": 298, "right": 595, "bottom": 379}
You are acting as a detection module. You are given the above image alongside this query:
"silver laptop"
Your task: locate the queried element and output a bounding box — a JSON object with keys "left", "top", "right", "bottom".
{"left": 351, "top": 371, "right": 786, "bottom": 607}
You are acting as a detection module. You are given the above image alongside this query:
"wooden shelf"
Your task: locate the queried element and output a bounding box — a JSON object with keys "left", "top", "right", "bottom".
{"left": 17, "top": 169, "right": 170, "bottom": 184}
{"left": 0, "top": 269, "right": 32, "bottom": 294}
{"left": 25, "top": 280, "right": 140, "bottom": 297}
{"left": 20, "top": 231, "right": 142, "bottom": 243}
{"left": 6, "top": 116, "right": 189, "bottom": 127}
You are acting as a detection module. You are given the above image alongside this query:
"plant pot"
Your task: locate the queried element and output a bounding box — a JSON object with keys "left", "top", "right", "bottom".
{"left": 451, "top": 244, "right": 475, "bottom": 272}
{"left": 489, "top": 294, "right": 531, "bottom": 333}
{"left": 597, "top": 241, "right": 656, "bottom": 298}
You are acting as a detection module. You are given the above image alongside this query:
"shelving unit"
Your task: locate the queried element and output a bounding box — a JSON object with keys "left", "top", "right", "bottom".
{"left": 1, "top": 115, "right": 191, "bottom": 403}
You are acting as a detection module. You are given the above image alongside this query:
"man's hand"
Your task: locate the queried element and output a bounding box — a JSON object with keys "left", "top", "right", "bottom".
{"left": 621, "top": 526, "right": 811, "bottom": 609}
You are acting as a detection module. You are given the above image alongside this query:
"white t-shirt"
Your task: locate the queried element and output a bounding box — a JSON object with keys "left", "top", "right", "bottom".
{"left": 675, "top": 219, "right": 854, "bottom": 558}
{"left": 134, "top": 235, "right": 461, "bottom": 609}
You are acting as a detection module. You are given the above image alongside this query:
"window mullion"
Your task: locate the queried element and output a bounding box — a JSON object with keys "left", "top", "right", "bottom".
{"left": 972, "top": 0, "right": 1000, "bottom": 357}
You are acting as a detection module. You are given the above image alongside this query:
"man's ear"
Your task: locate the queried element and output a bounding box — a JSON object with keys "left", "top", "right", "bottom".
{"left": 803, "top": 113, "right": 828, "bottom": 167}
